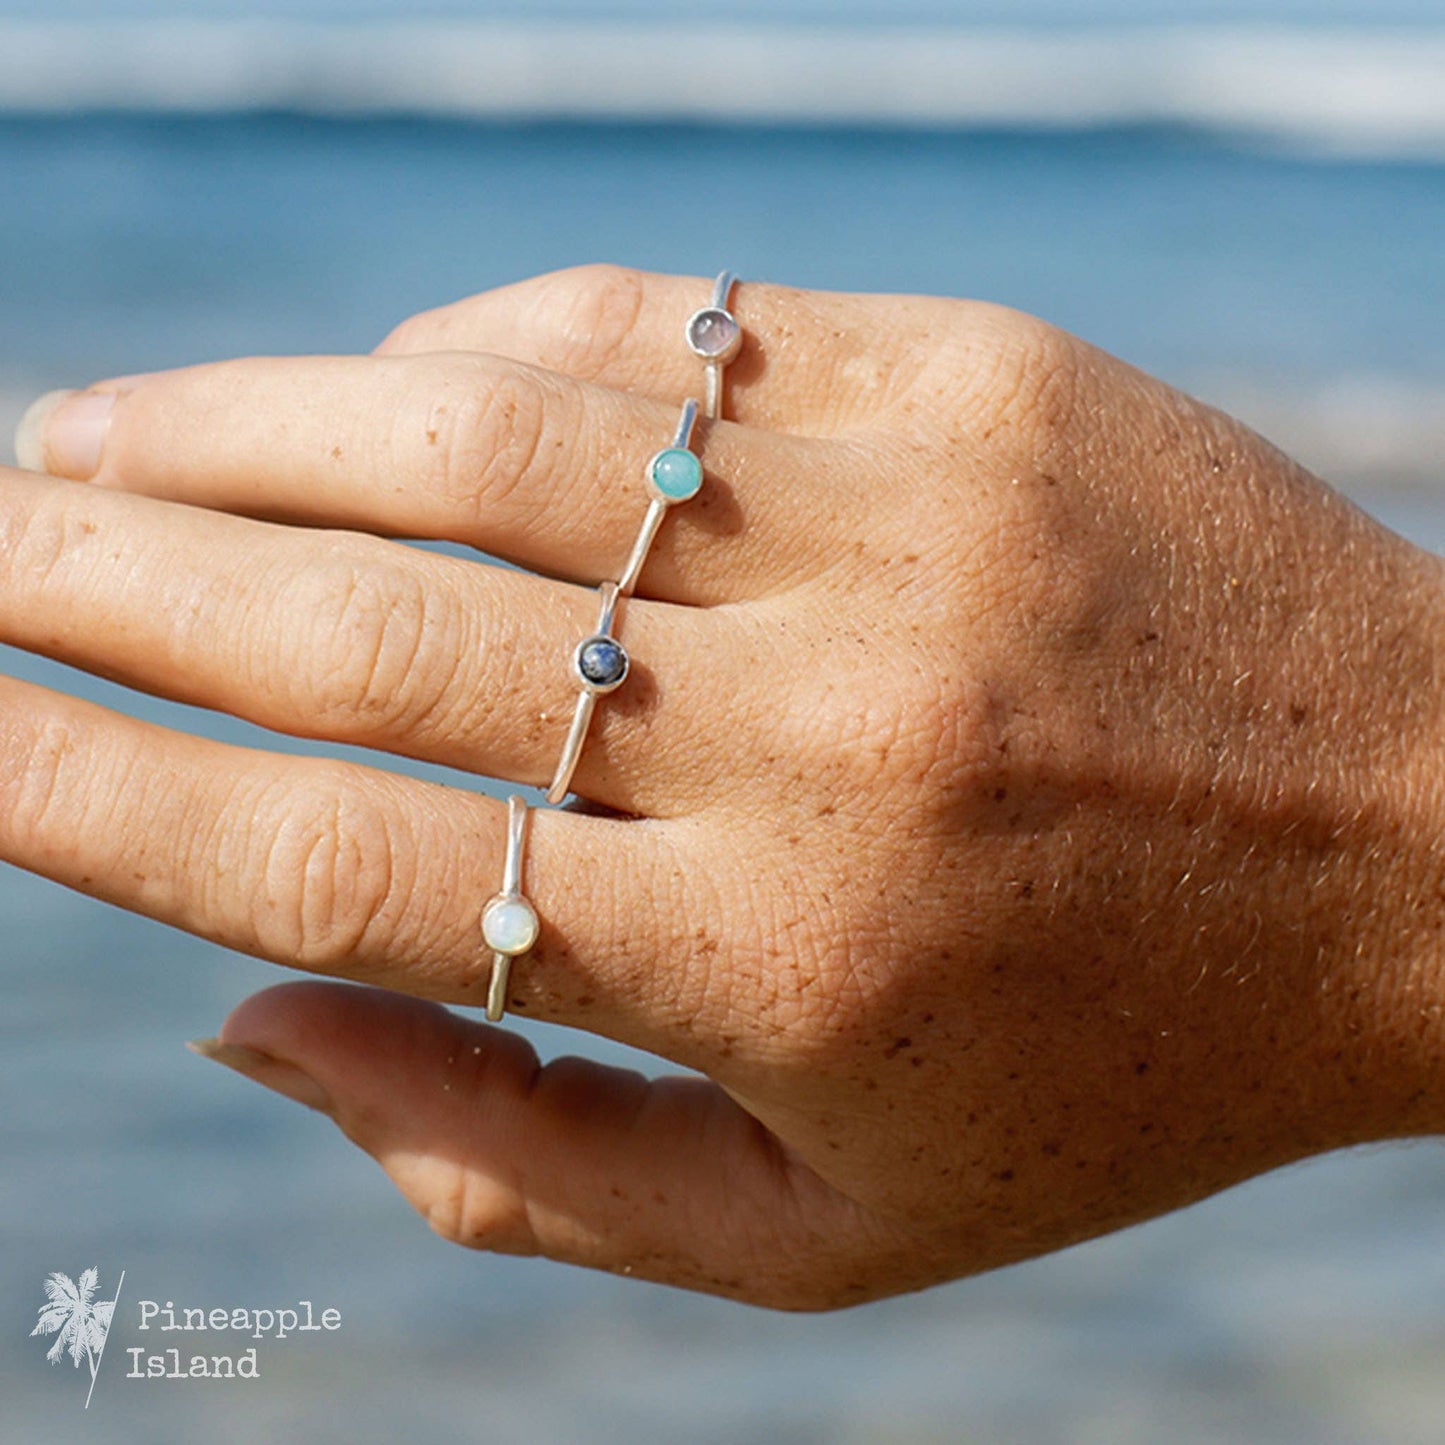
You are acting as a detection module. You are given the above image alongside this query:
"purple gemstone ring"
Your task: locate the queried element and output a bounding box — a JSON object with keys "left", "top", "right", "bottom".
{"left": 685, "top": 270, "right": 742, "bottom": 420}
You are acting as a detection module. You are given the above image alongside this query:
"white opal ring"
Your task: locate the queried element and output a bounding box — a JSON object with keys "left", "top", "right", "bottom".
{"left": 481, "top": 794, "right": 538, "bottom": 1021}
{"left": 617, "top": 398, "right": 703, "bottom": 598}
{"left": 686, "top": 270, "right": 742, "bottom": 421}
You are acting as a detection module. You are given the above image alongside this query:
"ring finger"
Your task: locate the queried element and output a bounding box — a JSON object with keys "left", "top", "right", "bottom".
{"left": 0, "top": 468, "right": 759, "bottom": 815}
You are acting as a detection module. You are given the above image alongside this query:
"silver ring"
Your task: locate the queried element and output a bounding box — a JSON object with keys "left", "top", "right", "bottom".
{"left": 616, "top": 398, "right": 702, "bottom": 598}
{"left": 481, "top": 794, "right": 538, "bottom": 1022}
{"left": 547, "top": 582, "right": 628, "bottom": 804}
{"left": 685, "top": 270, "right": 742, "bottom": 421}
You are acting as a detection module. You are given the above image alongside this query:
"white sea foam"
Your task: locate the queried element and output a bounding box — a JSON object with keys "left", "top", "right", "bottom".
{"left": 1200, "top": 377, "right": 1445, "bottom": 492}
{"left": 2, "top": 20, "right": 1445, "bottom": 156}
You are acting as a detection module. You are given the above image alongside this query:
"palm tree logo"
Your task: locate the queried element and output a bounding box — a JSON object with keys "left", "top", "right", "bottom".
{"left": 30, "top": 1267, "right": 125, "bottom": 1409}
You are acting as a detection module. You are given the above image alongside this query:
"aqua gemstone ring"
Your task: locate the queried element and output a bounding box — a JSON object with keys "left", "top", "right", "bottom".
{"left": 618, "top": 397, "right": 703, "bottom": 597}
{"left": 647, "top": 445, "right": 704, "bottom": 504}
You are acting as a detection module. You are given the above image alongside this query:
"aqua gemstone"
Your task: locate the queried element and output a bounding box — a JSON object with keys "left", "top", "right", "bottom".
{"left": 649, "top": 447, "right": 703, "bottom": 503}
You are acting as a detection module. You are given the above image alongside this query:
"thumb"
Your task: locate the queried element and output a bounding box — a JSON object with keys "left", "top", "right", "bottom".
{"left": 189, "top": 981, "right": 880, "bottom": 1308}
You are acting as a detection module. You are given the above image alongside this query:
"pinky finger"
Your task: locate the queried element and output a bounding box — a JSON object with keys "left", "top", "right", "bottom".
{"left": 0, "top": 674, "right": 716, "bottom": 1061}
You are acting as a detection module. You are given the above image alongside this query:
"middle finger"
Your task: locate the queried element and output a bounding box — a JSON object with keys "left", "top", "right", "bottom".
{"left": 0, "top": 467, "right": 754, "bottom": 815}
{"left": 24, "top": 352, "right": 860, "bottom": 605}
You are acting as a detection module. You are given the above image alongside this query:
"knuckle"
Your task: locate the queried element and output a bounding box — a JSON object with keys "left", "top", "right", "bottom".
{"left": 249, "top": 777, "right": 401, "bottom": 969}
{"left": 271, "top": 548, "right": 462, "bottom": 740}
{"left": 396, "top": 359, "right": 561, "bottom": 528}
{"left": 0, "top": 712, "right": 82, "bottom": 844}
{"left": 964, "top": 307, "right": 1087, "bottom": 458}
{"left": 374, "top": 297, "right": 478, "bottom": 357}
{"left": 701, "top": 833, "right": 875, "bottom": 1044}
{"left": 0, "top": 487, "right": 92, "bottom": 597}
{"left": 424, "top": 1164, "right": 539, "bottom": 1255}
{"left": 528, "top": 263, "right": 648, "bottom": 379}
{"left": 774, "top": 662, "right": 954, "bottom": 804}
{"left": 373, "top": 308, "right": 437, "bottom": 356}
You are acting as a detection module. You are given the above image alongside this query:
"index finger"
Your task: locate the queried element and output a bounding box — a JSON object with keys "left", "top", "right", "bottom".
{"left": 375, "top": 264, "right": 949, "bottom": 435}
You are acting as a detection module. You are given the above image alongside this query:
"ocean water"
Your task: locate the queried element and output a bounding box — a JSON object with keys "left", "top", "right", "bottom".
{"left": 3, "top": 10, "right": 1445, "bottom": 1444}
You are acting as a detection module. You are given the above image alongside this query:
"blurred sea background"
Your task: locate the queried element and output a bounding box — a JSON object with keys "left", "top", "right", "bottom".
{"left": 3, "top": 1, "right": 1445, "bottom": 1441}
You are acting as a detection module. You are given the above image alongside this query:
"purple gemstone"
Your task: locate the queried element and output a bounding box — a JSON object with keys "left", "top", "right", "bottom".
{"left": 686, "top": 307, "right": 742, "bottom": 362}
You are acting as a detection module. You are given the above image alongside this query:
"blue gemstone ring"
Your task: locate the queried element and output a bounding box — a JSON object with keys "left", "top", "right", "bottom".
{"left": 547, "top": 582, "right": 628, "bottom": 804}
{"left": 574, "top": 634, "right": 630, "bottom": 695}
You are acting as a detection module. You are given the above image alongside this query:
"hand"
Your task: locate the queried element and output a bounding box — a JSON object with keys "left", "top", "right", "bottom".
{"left": 9, "top": 266, "right": 1445, "bottom": 1308}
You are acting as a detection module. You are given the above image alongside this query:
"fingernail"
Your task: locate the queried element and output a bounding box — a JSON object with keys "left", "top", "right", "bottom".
{"left": 14, "top": 388, "right": 114, "bottom": 479}
{"left": 13, "top": 389, "right": 73, "bottom": 472}
{"left": 187, "top": 1037, "right": 333, "bottom": 1114}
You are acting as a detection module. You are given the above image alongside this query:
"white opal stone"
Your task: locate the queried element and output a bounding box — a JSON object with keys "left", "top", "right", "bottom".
{"left": 482, "top": 896, "right": 539, "bottom": 956}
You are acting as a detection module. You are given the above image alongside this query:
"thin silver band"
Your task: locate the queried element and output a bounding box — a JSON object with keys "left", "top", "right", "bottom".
{"left": 688, "top": 270, "right": 741, "bottom": 421}
{"left": 501, "top": 791, "right": 527, "bottom": 895}
{"left": 617, "top": 399, "right": 699, "bottom": 598}
{"left": 705, "top": 270, "right": 738, "bottom": 420}
{"left": 547, "top": 582, "right": 624, "bottom": 804}
{"left": 484, "top": 794, "right": 534, "bottom": 1022}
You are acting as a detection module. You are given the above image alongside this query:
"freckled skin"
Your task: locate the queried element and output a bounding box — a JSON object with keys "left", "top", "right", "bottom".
{"left": 694, "top": 312, "right": 1445, "bottom": 1297}
{"left": 8, "top": 268, "right": 1445, "bottom": 1309}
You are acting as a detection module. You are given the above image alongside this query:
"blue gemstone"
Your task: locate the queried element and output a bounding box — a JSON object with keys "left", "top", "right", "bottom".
{"left": 649, "top": 447, "right": 704, "bottom": 502}
{"left": 577, "top": 636, "right": 629, "bottom": 692}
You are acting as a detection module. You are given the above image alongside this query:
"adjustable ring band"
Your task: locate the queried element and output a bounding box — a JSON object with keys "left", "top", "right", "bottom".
{"left": 617, "top": 398, "right": 702, "bottom": 598}
{"left": 481, "top": 794, "right": 537, "bottom": 1022}
{"left": 686, "top": 270, "right": 742, "bottom": 421}
{"left": 547, "top": 582, "right": 628, "bottom": 804}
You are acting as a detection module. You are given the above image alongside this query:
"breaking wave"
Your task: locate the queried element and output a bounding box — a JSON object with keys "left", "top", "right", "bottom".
{"left": 2, "top": 20, "right": 1445, "bottom": 157}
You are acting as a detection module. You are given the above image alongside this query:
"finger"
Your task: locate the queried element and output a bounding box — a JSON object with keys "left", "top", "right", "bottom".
{"left": 195, "top": 981, "right": 892, "bottom": 1308}
{"left": 18, "top": 351, "right": 859, "bottom": 604}
{"left": 0, "top": 674, "right": 726, "bottom": 1060}
{"left": 375, "top": 265, "right": 947, "bottom": 438}
{"left": 0, "top": 469, "right": 748, "bottom": 814}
